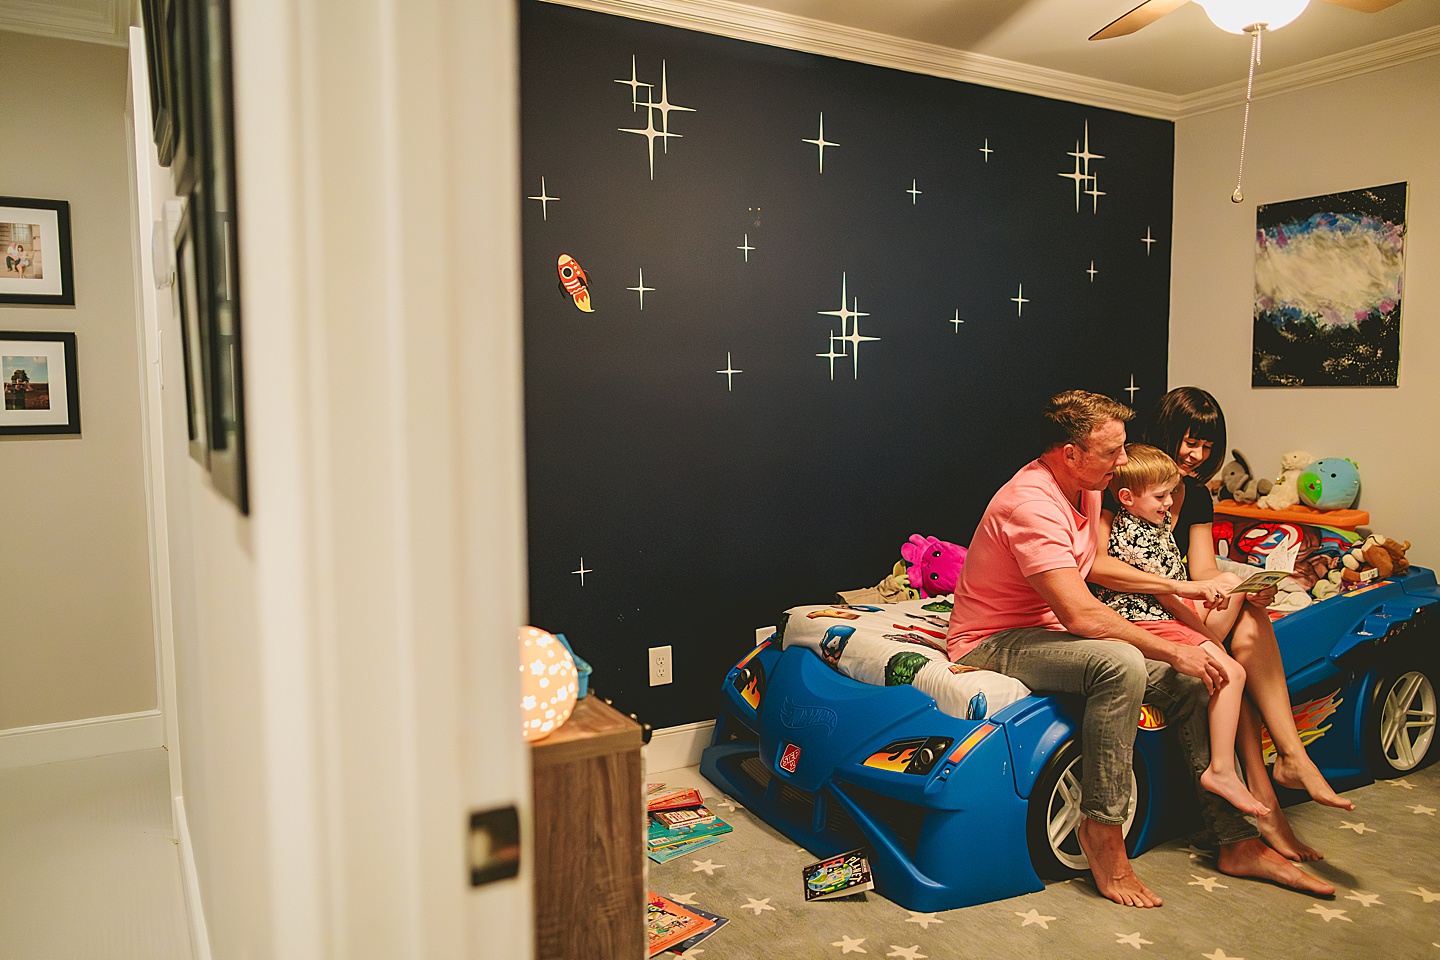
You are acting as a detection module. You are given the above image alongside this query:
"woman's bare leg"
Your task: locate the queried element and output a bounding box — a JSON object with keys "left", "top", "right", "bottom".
{"left": 1229, "top": 604, "right": 1354, "bottom": 810}
{"left": 1237, "top": 698, "right": 1324, "bottom": 861}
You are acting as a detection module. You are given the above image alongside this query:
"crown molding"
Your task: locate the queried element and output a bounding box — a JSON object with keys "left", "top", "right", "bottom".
{"left": 542, "top": 0, "right": 1440, "bottom": 123}
{"left": 542, "top": 0, "right": 1184, "bottom": 119}
{"left": 1176, "top": 24, "right": 1440, "bottom": 117}
{"left": 0, "top": 0, "right": 129, "bottom": 47}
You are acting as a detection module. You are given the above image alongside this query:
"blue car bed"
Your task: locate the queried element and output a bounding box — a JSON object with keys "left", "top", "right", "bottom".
{"left": 700, "top": 568, "right": 1440, "bottom": 913}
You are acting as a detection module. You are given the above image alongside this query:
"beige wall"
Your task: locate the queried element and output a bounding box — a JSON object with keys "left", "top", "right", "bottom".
{"left": 1171, "top": 55, "right": 1440, "bottom": 566}
{"left": 0, "top": 31, "right": 156, "bottom": 729}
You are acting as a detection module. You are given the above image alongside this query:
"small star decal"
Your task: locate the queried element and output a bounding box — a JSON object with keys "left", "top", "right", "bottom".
{"left": 713, "top": 797, "right": 737, "bottom": 812}
{"left": 905, "top": 912, "right": 943, "bottom": 929}
{"left": 1203, "top": 950, "right": 1244, "bottom": 960}
{"left": 691, "top": 858, "right": 723, "bottom": 875}
{"left": 1116, "top": 931, "right": 1152, "bottom": 949}
{"left": 1410, "top": 886, "right": 1440, "bottom": 903}
{"left": 668, "top": 892, "right": 698, "bottom": 905}
{"left": 1409, "top": 804, "right": 1436, "bottom": 815}
{"left": 1189, "top": 875, "right": 1228, "bottom": 892}
{"left": 886, "top": 947, "right": 926, "bottom": 960}
{"left": 1345, "top": 891, "right": 1383, "bottom": 907}
{"left": 1338, "top": 821, "right": 1375, "bottom": 834}
{"left": 831, "top": 936, "right": 867, "bottom": 954}
{"left": 1387, "top": 777, "right": 1416, "bottom": 789}
{"left": 741, "top": 897, "right": 776, "bottom": 915}
{"left": 1016, "top": 908, "right": 1056, "bottom": 928}
{"left": 1307, "top": 903, "right": 1353, "bottom": 923}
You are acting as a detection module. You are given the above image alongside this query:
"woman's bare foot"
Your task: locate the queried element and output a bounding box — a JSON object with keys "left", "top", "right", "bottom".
{"left": 1200, "top": 767, "right": 1271, "bottom": 817}
{"left": 1076, "top": 817, "right": 1163, "bottom": 907}
{"left": 1217, "top": 838, "right": 1335, "bottom": 896}
{"left": 1272, "top": 754, "right": 1355, "bottom": 810}
{"left": 1256, "top": 806, "right": 1323, "bottom": 862}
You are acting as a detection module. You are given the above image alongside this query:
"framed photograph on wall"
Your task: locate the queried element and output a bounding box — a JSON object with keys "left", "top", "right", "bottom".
{"left": 0, "top": 198, "right": 75, "bottom": 306}
{"left": 0, "top": 331, "right": 81, "bottom": 436}
{"left": 139, "top": 0, "right": 177, "bottom": 165}
{"left": 174, "top": 199, "right": 210, "bottom": 464}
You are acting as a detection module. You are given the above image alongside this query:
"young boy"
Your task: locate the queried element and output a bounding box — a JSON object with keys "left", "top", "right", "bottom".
{"left": 1093, "top": 443, "right": 1269, "bottom": 818}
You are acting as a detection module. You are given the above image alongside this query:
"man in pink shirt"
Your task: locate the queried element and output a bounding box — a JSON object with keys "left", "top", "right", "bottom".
{"left": 947, "top": 390, "right": 1334, "bottom": 906}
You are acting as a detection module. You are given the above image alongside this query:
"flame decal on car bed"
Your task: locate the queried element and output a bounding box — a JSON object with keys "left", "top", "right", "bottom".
{"left": 1261, "top": 689, "right": 1341, "bottom": 764}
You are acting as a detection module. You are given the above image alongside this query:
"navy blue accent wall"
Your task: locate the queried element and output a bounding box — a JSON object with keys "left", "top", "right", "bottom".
{"left": 520, "top": 1, "right": 1173, "bottom": 729}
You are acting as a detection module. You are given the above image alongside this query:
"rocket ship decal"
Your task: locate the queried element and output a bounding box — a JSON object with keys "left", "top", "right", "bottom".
{"left": 557, "top": 254, "right": 593, "bottom": 312}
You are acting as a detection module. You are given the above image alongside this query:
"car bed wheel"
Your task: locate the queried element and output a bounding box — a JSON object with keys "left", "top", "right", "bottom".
{"left": 1027, "top": 739, "right": 1140, "bottom": 879}
{"left": 1368, "top": 666, "right": 1437, "bottom": 776}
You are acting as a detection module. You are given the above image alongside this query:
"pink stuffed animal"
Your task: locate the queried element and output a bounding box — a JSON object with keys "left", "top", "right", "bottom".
{"left": 900, "top": 534, "right": 967, "bottom": 598}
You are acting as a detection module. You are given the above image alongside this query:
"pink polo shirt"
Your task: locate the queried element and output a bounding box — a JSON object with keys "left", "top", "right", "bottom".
{"left": 946, "top": 459, "right": 1101, "bottom": 660}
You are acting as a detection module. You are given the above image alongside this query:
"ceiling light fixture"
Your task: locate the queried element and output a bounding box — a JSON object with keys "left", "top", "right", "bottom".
{"left": 1193, "top": 0, "right": 1311, "bottom": 33}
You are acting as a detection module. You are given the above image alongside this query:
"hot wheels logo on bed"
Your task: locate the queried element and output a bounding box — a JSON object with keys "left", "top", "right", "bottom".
{"left": 779, "top": 743, "right": 801, "bottom": 773}
{"left": 779, "top": 697, "right": 837, "bottom": 735}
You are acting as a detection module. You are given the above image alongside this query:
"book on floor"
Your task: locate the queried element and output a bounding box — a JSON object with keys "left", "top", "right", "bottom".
{"left": 667, "top": 904, "right": 729, "bottom": 954}
{"left": 647, "top": 833, "right": 725, "bottom": 864}
{"left": 647, "top": 813, "right": 733, "bottom": 849}
{"left": 646, "top": 891, "right": 715, "bottom": 957}
{"left": 651, "top": 804, "right": 717, "bottom": 828}
{"left": 802, "top": 848, "right": 875, "bottom": 901}
{"left": 646, "top": 787, "right": 704, "bottom": 812}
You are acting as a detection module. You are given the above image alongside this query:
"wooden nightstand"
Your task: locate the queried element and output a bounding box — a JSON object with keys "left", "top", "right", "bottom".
{"left": 531, "top": 696, "right": 645, "bottom": 960}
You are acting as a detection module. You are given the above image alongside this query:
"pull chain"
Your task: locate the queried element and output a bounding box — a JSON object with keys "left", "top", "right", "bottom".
{"left": 1232, "top": 26, "right": 1263, "bottom": 203}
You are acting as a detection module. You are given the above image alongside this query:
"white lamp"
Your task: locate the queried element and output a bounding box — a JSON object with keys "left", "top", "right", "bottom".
{"left": 1194, "top": 0, "right": 1311, "bottom": 33}
{"left": 518, "top": 626, "right": 579, "bottom": 741}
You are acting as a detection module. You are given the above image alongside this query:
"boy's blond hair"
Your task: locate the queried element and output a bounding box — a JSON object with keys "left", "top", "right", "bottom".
{"left": 1108, "top": 443, "right": 1180, "bottom": 501}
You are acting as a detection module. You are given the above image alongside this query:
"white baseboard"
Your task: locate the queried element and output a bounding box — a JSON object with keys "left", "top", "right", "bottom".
{"left": 642, "top": 719, "right": 716, "bottom": 774}
{"left": 0, "top": 709, "right": 164, "bottom": 769}
{"left": 173, "top": 796, "right": 213, "bottom": 960}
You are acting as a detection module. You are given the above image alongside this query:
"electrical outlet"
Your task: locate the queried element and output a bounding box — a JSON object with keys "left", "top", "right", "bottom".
{"left": 649, "top": 645, "right": 673, "bottom": 686}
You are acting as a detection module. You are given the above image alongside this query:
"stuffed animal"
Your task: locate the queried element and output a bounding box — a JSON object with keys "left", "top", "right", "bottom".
{"left": 900, "top": 534, "right": 967, "bottom": 598}
{"left": 1336, "top": 534, "right": 1411, "bottom": 586}
{"left": 1255, "top": 450, "right": 1315, "bottom": 511}
{"left": 1215, "top": 450, "right": 1268, "bottom": 504}
{"left": 1298, "top": 458, "right": 1361, "bottom": 510}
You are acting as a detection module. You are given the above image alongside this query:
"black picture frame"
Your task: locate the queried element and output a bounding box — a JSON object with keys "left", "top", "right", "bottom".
{"left": 193, "top": 0, "right": 247, "bottom": 513}
{"left": 0, "top": 197, "right": 75, "bottom": 306}
{"left": 139, "top": 0, "right": 177, "bottom": 166}
{"left": 168, "top": 0, "right": 198, "bottom": 196}
{"left": 174, "top": 199, "right": 210, "bottom": 465}
{"left": 0, "top": 331, "right": 81, "bottom": 436}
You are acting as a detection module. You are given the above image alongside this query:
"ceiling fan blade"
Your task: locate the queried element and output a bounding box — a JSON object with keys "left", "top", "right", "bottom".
{"left": 1319, "top": 0, "right": 1405, "bottom": 12}
{"left": 1090, "top": 0, "right": 1193, "bottom": 40}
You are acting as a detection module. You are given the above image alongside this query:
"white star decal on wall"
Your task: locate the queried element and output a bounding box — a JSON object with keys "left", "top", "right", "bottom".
{"left": 737, "top": 233, "right": 755, "bottom": 262}
{"left": 1016, "top": 908, "right": 1055, "bottom": 928}
{"left": 1306, "top": 903, "right": 1353, "bottom": 923}
{"left": 1126, "top": 375, "right": 1139, "bottom": 402}
{"left": 1142, "top": 227, "right": 1157, "bottom": 254}
{"left": 650, "top": 61, "right": 695, "bottom": 154}
{"left": 618, "top": 89, "right": 678, "bottom": 181}
{"left": 626, "top": 267, "right": 654, "bottom": 309}
{"left": 741, "top": 897, "right": 776, "bottom": 915}
{"left": 571, "top": 558, "right": 591, "bottom": 585}
{"left": 831, "top": 935, "right": 867, "bottom": 954}
{"left": 1058, "top": 146, "right": 1088, "bottom": 212}
{"left": 1116, "top": 932, "right": 1152, "bottom": 949}
{"left": 613, "top": 54, "right": 651, "bottom": 109}
{"left": 1087, "top": 260, "right": 1098, "bottom": 282}
{"left": 817, "top": 336, "right": 847, "bottom": 381}
{"left": 1011, "top": 283, "right": 1030, "bottom": 317}
{"left": 979, "top": 138, "right": 993, "bottom": 161}
{"left": 527, "top": 176, "right": 558, "bottom": 220}
{"left": 906, "top": 179, "right": 922, "bottom": 204}
{"left": 716, "top": 352, "right": 743, "bottom": 392}
{"left": 803, "top": 113, "right": 839, "bottom": 173}
{"left": 951, "top": 309, "right": 964, "bottom": 331}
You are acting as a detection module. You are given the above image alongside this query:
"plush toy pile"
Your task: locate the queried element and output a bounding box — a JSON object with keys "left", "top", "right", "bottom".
{"left": 1312, "top": 534, "right": 1411, "bottom": 600}
{"left": 838, "top": 534, "right": 967, "bottom": 605}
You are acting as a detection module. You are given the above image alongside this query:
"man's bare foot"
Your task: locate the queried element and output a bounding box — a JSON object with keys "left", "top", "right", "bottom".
{"left": 1256, "top": 806, "right": 1323, "bottom": 862}
{"left": 1200, "top": 767, "right": 1271, "bottom": 817}
{"left": 1076, "top": 817, "right": 1163, "bottom": 907}
{"left": 1272, "top": 755, "right": 1355, "bottom": 810}
{"left": 1217, "top": 838, "right": 1335, "bottom": 895}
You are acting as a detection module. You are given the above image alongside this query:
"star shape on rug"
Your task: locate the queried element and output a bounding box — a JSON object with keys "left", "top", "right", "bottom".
{"left": 1409, "top": 804, "right": 1437, "bottom": 816}
{"left": 831, "top": 935, "right": 867, "bottom": 954}
{"left": 1410, "top": 886, "right": 1440, "bottom": 903}
{"left": 1202, "top": 949, "right": 1244, "bottom": 960}
{"left": 1345, "top": 891, "right": 1384, "bottom": 907}
{"left": 1307, "top": 903, "right": 1353, "bottom": 923}
{"left": 713, "top": 796, "right": 738, "bottom": 811}
{"left": 1338, "top": 820, "right": 1375, "bottom": 834}
{"left": 691, "top": 859, "right": 723, "bottom": 875}
{"left": 1387, "top": 777, "right": 1416, "bottom": 790}
{"left": 1189, "top": 875, "right": 1229, "bottom": 892}
{"left": 1016, "top": 908, "right": 1056, "bottom": 928}
{"left": 1116, "top": 931, "right": 1152, "bottom": 949}
{"left": 886, "top": 946, "right": 926, "bottom": 960}
{"left": 1182, "top": 844, "right": 1213, "bottom": 860}
{"left": 905, "top": 911, "right": 943, "bottom": 929}
{"left": 741, "top": 896, "right": 776, "bottom": 915}
{"left": 668, "top": 892, "right": 698, "bottom": 905}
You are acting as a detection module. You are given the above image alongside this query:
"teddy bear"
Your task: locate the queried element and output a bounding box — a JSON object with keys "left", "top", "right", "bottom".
{"left": 1254, "top": 450, "right": 1315, "bottom": 511}
{"left": 899, "top": 534, "right": 968, "bottom": 598}
{"left": 1324, "top": 534, "right": 1411, "bottom": 593}
{"left": 1212, "top": 450, "right": 1269, "bottom": 504}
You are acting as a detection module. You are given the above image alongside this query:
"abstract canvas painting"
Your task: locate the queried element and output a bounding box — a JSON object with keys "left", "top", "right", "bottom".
{"left": 1253, "top": 181, "right": 1406, "bottom": 387}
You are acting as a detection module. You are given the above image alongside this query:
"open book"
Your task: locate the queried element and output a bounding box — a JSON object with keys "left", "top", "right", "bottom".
{"left": 1227, "top": 539, "right": 1298, "bottom": 594}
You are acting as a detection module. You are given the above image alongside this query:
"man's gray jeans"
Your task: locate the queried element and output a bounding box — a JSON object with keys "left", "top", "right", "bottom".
{"left": 959, "top": 627, "right": 1258, "bottom": 845}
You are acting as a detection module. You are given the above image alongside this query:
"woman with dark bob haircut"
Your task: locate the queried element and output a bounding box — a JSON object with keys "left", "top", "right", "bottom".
{"left": 1093, "top": 387, "right": 1354, "bottom": 869}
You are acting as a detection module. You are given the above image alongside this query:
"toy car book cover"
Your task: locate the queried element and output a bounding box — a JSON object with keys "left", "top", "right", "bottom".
{"left": 801, "top": 848, "right": 875, "bottom": 901}
{"left": 652, "top": 804, "right": 716, "bottom": 828}
{"left": 666, "top": 904, "right": 729, "bottom": 954}
{"left": 645, "top": 891, "right": 715, "bottom": 957}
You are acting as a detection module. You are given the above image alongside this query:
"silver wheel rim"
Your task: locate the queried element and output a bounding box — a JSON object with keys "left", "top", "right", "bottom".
{"left": 1046, "top": 756, "right": 1138, "bottom": 870}
{"left": 1380, "top": 671, "right": 1436, "bottom": 772}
